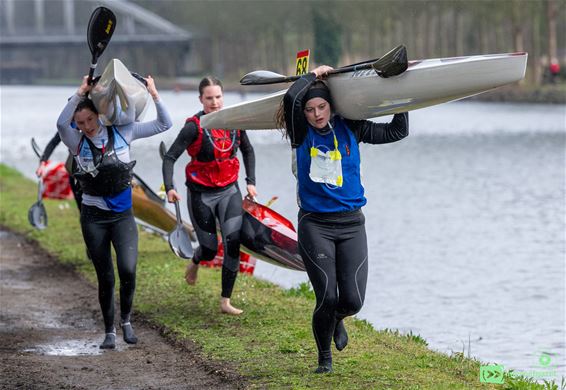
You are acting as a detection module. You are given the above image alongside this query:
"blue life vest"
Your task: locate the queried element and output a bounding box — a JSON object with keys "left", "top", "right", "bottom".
{"left": 295, "top": 116, "right": 366, "bottom": 213}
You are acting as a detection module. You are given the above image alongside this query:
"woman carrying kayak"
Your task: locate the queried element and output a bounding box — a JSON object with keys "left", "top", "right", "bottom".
{"left": 162, "top": 77, "right": 257, "bottom": 315}
{"left": 56, "top": 75, "right": 173, "bottom": 349}
{"left": 277, "top": 65, "right": 409, "bottom": 373}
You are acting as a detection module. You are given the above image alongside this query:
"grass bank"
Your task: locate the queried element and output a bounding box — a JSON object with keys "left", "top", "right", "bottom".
{"left": 0, "top": 164, "right": 559, "bottom": 389}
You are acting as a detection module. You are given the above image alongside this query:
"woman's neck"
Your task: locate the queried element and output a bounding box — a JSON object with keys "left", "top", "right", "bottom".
{"left": 313, "top": 123, "right": 332, "bottom": 135}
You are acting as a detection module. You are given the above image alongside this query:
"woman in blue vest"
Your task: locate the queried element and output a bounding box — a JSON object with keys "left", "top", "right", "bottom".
{"left": 162, "top": 77, "right": 257, "bottom": 316}
{"left": 57, "top": 75, "right": 173, "bottom": 349}
{"left": 278, "top": 65, "right": 409, "bottom": 373}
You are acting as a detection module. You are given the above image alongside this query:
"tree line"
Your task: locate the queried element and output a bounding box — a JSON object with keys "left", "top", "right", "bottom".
{"left": 136, "top": 0, "right": 564, "bottom": 85}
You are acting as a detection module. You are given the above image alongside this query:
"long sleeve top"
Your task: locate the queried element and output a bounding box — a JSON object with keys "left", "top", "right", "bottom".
{"left": 56, "top": 93, "right": 173, "bottom": 210}
{"left": 162, "top": 111, "right": 256, "bottom": 193}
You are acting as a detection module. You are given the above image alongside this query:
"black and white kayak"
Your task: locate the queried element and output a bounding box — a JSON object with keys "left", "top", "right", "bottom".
{"left": 200, "top": 52, "right": 528, "bottom": 130}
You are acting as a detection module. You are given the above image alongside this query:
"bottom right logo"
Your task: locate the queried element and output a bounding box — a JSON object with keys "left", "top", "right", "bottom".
{"left": 480, "top": 352, "right": 559, "bottom": 384}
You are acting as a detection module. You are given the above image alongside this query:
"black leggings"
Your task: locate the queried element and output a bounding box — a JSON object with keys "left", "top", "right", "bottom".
{"left": 298, "top": 209, "right": 368, "bottom": 364}
{"left": 80, "top": 205, "right": 138, "bottom": 333}
{"left": 187, "top": 184, "right": 243, "bottom": 298}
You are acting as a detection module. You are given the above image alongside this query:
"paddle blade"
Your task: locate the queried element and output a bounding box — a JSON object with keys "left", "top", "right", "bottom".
{"left": 373, "top": 45, "right": 408, "bottom": 78}
{"left": 28, "top": 202, "right": 48, "bottom": 230}
{"left": 31, "top": 138, "right": 42, "bottom": 159}
{"left": 87, "top": 6, "right": 116, "bottom": 58}
{"left": 168, "top": 226, "right": 194, "bottom": 259}
{"left": 159, "top": 141, "right": 167, "bottom": 160}
{"left": 240, "top": 70, "right": 287, "bottom": 85}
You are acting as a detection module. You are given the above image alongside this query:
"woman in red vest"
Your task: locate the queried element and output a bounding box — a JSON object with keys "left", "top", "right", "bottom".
{"left": 162, "top": 77, "right": 257, "bottom": 315}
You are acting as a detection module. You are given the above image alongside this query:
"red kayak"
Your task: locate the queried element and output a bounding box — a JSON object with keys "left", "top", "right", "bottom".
{"left": 240, "top": 197, "right": 305, "bottom": 272}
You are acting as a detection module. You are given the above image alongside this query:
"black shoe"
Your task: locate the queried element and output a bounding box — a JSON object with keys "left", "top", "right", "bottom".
{"left": 121, "top": 322, "right": 138, "bottom": 344}
{"left": 314, "top": 355, "right": 333, "bottom": 374}
{"left": 334, "top": 319, "right": 348, "bottom": 351}
{"left": 99, "top": 332, "right": 116, "bottom": 349}
{"left": 314, "top": 364, "right": 333, "bottom": 374}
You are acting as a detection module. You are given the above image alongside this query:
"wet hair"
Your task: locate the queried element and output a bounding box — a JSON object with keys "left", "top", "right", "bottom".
{"left": 198, "top": 76, "right": 223, "bottom": 97}
{"left": 74, "top": 98, "right": 98, "bottom": 117}
{"left": 275, "top": 101, "right": 287, "bottom": 132}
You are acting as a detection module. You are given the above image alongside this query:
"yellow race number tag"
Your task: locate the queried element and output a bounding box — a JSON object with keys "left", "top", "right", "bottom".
{"left": 296, "top": 50, "right": 310, "bottom": 75}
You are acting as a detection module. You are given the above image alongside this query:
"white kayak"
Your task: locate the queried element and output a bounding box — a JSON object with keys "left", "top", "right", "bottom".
{"left": 90, "top": 58, "right": 150, "bottom": 126}
{"left": 200, "top": 52, "right": 527, "bottom": 130}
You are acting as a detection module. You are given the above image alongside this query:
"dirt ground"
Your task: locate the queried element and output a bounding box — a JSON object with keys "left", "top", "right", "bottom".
{"left": 0, "top": 228, "right": 246, "bottom": 390}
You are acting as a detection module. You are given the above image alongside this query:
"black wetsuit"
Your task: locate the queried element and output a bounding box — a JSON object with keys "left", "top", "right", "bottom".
{"left": 40, "top": 132, "right": 83, "bottom": 210}
{"left": 162, "top": 111, "right": 256, "bottom": 298}
{"left": 284, "top": 73, "right": 409, "bottom": 369}
{"left": 75, "top": 128, "right": 138, "bottom": 334}
{"left": 80, "top": 204, "right": 138, "bottom": 332}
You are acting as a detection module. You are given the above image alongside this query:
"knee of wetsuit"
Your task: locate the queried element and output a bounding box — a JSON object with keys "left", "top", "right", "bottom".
{"left": 195, "top": 245, "right": 217, "bottom": 262}
{"left": 222, "top": 256, "right": 240, "bottom": 273}
{"left": 118, "top": 264, "right": 137, "bottom": 281}
{"left": 97, "top": 271, "right": 115, "bottom": 289}
{"left": 223, "top": 233, "right": 241, "bottom": 260}
{"left": 317, "top": 292, "right": 338, "bottom": 311}
{"left": 337, "top": 297, "right": 364, "bottom": 317}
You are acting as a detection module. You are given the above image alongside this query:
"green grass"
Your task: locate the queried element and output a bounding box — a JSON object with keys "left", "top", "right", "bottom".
{"left": 1, "top": 163, "right": 561, "bottom": 390}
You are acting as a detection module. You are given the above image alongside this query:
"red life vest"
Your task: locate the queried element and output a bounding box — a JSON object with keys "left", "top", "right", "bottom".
{"left": 185, "top": 115, "right": 240, "bottom": 188}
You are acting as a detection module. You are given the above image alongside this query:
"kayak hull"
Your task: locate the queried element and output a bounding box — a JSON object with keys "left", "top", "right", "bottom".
{"left": 90, "top": 59, "right": 150, "bottom": 126}
{"left": 200, "top": 52, "right": 528, "bottom": 130}
{"left": 131, "top": 174, "right": 196, "bottom": 240}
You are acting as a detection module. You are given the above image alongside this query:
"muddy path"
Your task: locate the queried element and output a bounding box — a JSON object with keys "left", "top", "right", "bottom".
{"left": 0, "top": 228, "right": 245, "bottom": 389}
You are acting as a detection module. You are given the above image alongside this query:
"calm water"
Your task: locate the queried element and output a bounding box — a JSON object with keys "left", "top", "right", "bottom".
{"left": 1, "top": 86, "right": 565, "bottom": 380}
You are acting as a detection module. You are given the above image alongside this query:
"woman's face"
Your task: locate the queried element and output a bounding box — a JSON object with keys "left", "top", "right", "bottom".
{"left": 74, "top": 109, "right": 99, "bottom": 138}
{"left": 304, "top": 97, "right": 331, "bottom": 129}
{"left": 199, "top": 85, "right": 223, "bottom": 114}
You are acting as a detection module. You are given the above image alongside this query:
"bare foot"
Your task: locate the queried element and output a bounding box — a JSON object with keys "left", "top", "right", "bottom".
{"left": 220, "top": 297, "right": 243, "bottom": 315}
{"left": 184, "top": 261, "right": 198, "bottom": 285}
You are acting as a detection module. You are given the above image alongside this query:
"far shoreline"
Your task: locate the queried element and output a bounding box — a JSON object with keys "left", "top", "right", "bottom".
{"left": 2, "top": 79, "right": 565, "bottom": 104}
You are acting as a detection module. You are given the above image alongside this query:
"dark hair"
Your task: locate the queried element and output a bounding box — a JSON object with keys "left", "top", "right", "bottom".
{"left": 74, "top": 98, "right": 98, "bottom": 116}
{"left": 275, "top": 101, "right": 287, "bottom": 132}
{"left": 198, "top": 76, "right": 223, "bottom": 96}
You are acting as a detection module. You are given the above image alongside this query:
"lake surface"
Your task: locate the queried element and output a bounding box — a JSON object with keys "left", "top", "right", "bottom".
{"left": 1, "top": 85, "right": 565, "bottom": 380}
